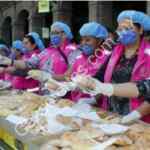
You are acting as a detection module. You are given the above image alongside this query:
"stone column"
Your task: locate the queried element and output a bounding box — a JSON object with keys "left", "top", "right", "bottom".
{"left": 52, "top": 1, "right": 72, "bottom": 26}
{"left": 89, "top": 1, "right": 113, "bottom": 28}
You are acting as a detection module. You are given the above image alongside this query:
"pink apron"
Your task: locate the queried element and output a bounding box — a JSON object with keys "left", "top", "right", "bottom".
{"left": 70, "top": 49, "right": 111, "bottom": 102}
{"left": 38, "top": 41, "right": 76, "bottom": 75}
{"left": 101, "top": 38, "right": 150, "bottom": 123}
{"left": 12, "top": 49, "right": 40, "bottom": 90}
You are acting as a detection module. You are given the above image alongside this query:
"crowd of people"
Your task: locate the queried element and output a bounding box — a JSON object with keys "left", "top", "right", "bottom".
{"left": 0, "top": 10, "right": 150, "bottom": 124}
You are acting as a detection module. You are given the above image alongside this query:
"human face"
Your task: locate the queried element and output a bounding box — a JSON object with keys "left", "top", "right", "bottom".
{"left": 116, "top": 19, "right": 143, "bottom": 46}
{"left": 23, "top": 37, "right": 36, "bottom": 51}
{"left": 50, "top": 28, "right": 66, "bottom": 46}
{"left": 80, "top": 36, "right": 102, "bottom": 50}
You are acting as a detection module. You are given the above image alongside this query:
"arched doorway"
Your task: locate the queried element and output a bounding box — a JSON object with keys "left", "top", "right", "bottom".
{"left": 16, "top": 9, "right": 29, "bottom": 39}
{"left": 1, "top": 17, "right": 12, "bottom": 46}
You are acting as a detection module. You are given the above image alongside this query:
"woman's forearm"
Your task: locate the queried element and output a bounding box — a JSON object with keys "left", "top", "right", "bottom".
{"left": 113, "top": 82, "right": 139, "bottom": 98}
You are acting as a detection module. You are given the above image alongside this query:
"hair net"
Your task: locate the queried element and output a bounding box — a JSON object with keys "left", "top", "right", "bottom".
{"left": 117, "top": 10, "right": 150, "bottom": 31}
{"left": 28, "top": 32, "right": 45, "bottom": 51}
{"left": 12, "top": 40, "right": 23, "bottom": 51}
{"left": 79, "top": 22, "right": 108, "bottom": 40}
{"left": 51, "top": 21, "right": 73, "bottom": 40}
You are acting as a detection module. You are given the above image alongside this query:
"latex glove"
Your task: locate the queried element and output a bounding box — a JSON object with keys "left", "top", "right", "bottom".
{"left": 121, "top": 110, "right": 141, "bottom": 124}
{"left": 72, "top": 75, "right": 114, "bottom": 96}
{"left": 0, "top": 55, "right": 11, "bottom": 66}
{"left": 72, "top": 75, "right": 95, "bottom": 90}
{"left": 45, "top": 81, "right": 59, "bottom": 91}
{"left": 28, "top": 70, "right": 52, "bottom": 82}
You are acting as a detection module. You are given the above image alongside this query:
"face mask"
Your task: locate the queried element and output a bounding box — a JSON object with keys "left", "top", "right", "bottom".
{"left": 117, "top": 29, "right": 138, "bottom": 45}
{"left": 50, "top": 34, "right": 61, "bottom": 46}
{"left": 79, "top": 44, "right": 94, "bottom": 56}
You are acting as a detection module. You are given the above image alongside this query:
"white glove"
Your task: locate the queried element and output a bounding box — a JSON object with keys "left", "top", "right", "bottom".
{"left": 92, "top": 78, "right": 114, "bottom": 96}
{"left": 72, "top": 75, "right": 114, "bottom": 96}
{"left": 28, "top": 70, "right": 52, "bottom": 82}
{"left": 121, "top": 110, "right": 141, "bottom": 124}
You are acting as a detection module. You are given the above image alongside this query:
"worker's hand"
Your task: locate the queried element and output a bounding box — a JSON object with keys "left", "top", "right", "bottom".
{"left": 45, "top": 83, "right": 59, "bottom": 91}
{"left": 27, "top": 70, "right": 51, "bottom": 82}
{"left": 5, "top": 66, "right": 16, "bottom": 73}
{"left": 0, "top": 55, "right": 11, "bottom": 66}
{"left": 72, "top": 75, "right": 114, "bottom": 96}
{"left": 121, "top": 110, "right": 141, "bottom": 124}
{"left": 72, "top": 75, "right": 96, "bottom": 91}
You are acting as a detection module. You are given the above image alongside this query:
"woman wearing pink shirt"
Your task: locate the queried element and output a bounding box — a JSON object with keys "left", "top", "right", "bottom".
{"left": 0, "top": 22, "right": 76, "bottom": 80}
{"left": 75, "top": 10, "right": 150, "bottom": 123}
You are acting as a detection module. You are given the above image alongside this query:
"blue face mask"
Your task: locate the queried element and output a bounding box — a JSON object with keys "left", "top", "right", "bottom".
{"left": 117, "top": 29, "right": 138, "bottom": 45}
{"left": 50, "top": 34, "right": 61, "bottom": 46}
{"left": 79, "top": 44, "right": 94, "bottom": 56}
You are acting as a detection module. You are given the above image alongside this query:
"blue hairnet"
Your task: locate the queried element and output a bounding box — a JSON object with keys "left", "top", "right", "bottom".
{"left": 51, "top": 21, "right": 73, "bottom": 40}
{"left": 28, "top": 32, "right": 45, "bottom": 51}
{"left": 117, "top": 10, "right": 150, "bottom": 31}
{"left": 0, "top": 44, "right": 10, "bottom": 56}
{"left": 79, "top": 22, "right": 108, "bottom": 40}
{"left": 142, "top": 15, "right": 150, "bottom": 31}
{"left": 12, "top": 40, "right": 23, "bottom": 51}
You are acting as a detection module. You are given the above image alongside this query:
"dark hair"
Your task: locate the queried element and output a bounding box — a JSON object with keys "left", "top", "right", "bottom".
{"left": 133, "top": 23, "right": 141, "bottom": 30}
{"left": 143, "top": 31, "right": 150, "bottom": 42}
{"left": 133, "top": 23, "right": 145, "bottom": 37}
{"left": 24, "top": 35, "right": 35, "bottom": 45}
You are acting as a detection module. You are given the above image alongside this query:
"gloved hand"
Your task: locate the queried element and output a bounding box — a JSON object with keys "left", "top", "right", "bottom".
{"left": 0, "top": 55, "right": 11, "bottom": 66}
{"left": 45, "top": 81, "right": 59, "bottom": 91}
{"left": 28, "top": 70, "right": 52, "bottom": 82}
{"left": 72, "top": 75, "right": 114, "bottom": 96}
{"left": 121, "top": 110, "right": 141, "bottom": 124}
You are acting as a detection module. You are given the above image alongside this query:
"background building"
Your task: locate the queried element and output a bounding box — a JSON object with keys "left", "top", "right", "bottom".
{"left": 0, "top": 1, "right": 149, "bottom": 46}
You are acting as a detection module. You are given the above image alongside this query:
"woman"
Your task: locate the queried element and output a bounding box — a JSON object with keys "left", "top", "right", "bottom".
{"left": 36, "top": 21, "right": 76, "bottom": 75}
{"left": 74, "top": 10, "right": 150, "bottom": 122}
{"left": 3, "top": 33, "right": 44, "bottom": 90}
{"left": 3, "top": 40, "right": 25, "bottom": 82}
{"left": 66, "top": 22, "right": 111, "bottom": 102}
{"left": 0, "top": 22, "right": 76, "bottom": 79}
{"left": 74, "top": 76, "right": 150, "bottom": 124}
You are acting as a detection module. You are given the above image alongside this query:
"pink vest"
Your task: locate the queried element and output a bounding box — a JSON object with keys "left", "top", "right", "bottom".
{"left": 39, "top": 41, "right": 76, "bottom": 75}
{"left": 70, "top": 49, "right": 111, "bottom": 102}
{"left": 101, "top": 38, "right": 150, "bottom": 123}
{"left": 12, "top": 49, "right": 40, "bottom": 90}
{"left": 0, "top": 73, "right": 5, "bottom": 80}
{"left": 60, "top": 40, "right": 77, "bottom": 58}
